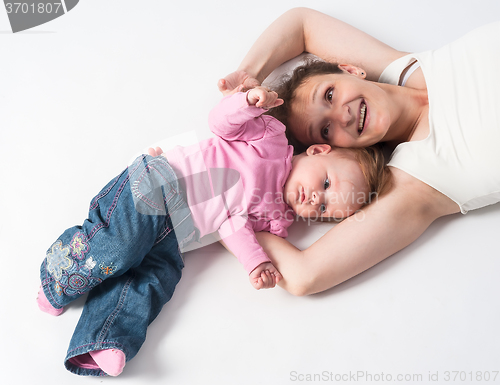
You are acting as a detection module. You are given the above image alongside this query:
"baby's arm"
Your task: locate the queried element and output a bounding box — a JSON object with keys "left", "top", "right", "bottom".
{"left": 208, "top": 87, "right": 283, "bottom": 142}
{"left": 249, "top": 261, "right": 282, "bottom": 290}
{"left": 219, "top": 217, "right": 283, "bottom": 290}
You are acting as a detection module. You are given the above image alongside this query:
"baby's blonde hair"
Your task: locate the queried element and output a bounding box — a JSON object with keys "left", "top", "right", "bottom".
{"left": 349, "top": 145, "right": 392, "bottom": 200}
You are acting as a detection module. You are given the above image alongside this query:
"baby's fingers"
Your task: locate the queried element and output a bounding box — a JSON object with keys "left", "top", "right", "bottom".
{"left": 147, "top": 146, "right": 164, "bottom": 157}
{"left": 251, "top": 277, "right": 262, "bottom": 290}
{"left": 261, "top": 271, "right": 276, "bottom": 288}
{"left": 257, "top": 92, "right": 283, "bottom": 109}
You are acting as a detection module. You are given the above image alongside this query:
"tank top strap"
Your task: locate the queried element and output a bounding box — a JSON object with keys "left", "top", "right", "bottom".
{"left": 378, "top": 54, "right": 417, "bottom": 85}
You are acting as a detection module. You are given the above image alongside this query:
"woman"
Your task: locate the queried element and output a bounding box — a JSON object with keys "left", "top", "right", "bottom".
{"left": 218, "top": 7, "right": 500, "bottom": 296}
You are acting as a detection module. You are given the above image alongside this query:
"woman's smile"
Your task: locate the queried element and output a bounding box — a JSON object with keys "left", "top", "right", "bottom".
{"left": 289, "top": 73, "right": 392, "bottom": 148}
{"left": 358, "top": 100, "right": 367, "bottom": 135}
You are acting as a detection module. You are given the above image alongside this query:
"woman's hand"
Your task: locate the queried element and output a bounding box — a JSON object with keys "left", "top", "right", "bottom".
{"left": 247, "top": 86, "right": 283, "bottom": 109}
{"left": 217, "top": 70, "right": 260, "bottom": 96}
{"left": 249, "top": 262, "right": 282, "bottom": 290}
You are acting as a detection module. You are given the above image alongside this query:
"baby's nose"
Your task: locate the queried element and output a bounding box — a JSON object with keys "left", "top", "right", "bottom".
{"left": 311, "top": 191, "right": 319, "bottom": 205}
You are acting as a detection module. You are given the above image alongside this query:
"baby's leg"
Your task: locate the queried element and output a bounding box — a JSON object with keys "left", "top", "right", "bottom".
{"left": 37, "top": 286, "right": 63, "bottom": 316}
{"left": 64, "top": 224, "right": 185, "bottom": 376}
{"left": 38, "top": 155, "right": 189, "bottom": 313}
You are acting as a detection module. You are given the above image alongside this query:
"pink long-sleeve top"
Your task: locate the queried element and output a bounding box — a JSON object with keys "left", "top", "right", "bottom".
{"left": 166, "top": 92, "right": 294, "bottom": 274}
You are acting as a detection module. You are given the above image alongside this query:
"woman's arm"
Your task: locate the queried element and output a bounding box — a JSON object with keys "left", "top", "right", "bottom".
{"left": 234, "top": 7, "right": 406, "bottom": 84}
{"left": 256, "top": 169, "right": 456, "bottom": 296}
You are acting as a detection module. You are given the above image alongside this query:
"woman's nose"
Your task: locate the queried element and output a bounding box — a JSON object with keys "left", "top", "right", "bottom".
{"left": 330, "top": 104, "right": 351, "bottom": 127}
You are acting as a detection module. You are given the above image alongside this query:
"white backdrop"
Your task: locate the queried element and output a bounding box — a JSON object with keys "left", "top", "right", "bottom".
{"left": 1, "top": 1, "right": 500, "bottom": 384}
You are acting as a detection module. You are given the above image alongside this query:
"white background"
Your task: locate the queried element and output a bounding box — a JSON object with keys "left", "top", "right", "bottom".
{"left": 1, "top": 1, "right": 500, "bottom": 384}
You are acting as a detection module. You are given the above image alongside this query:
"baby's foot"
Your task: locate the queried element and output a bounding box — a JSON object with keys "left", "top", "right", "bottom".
{"left": 37, "top": 287, "right": 63, "bottom": 316}
{"left": 89, "top": 349, "right": 126, "bottom": 376}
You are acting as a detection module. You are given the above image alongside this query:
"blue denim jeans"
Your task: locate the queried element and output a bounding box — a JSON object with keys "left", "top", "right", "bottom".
{"left": 39, "top": 155, "right": 197, "bottom": 376}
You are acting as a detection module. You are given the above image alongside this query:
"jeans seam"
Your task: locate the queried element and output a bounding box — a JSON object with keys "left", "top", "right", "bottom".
{"left": 66, "top": 341, "right": 128, "bottom": 358}
{"left": 87, "top": 172, "right": 130, "bottom": 241}
{"left": 88, "top": 169, "right": 126, "bottom": 211}
{"left": 166, "top": 197, "right": 181, "bottom": 210}
{"left": 172, "top": 214, "right": 190, "bottom": 230}
{"left": 154, "top": 216, "right": 172, "bottom": 245}
{"left": 87, "top": 159, "right": 144, "bottom": 240}
{"left": 96, "top": 273, "right": 135, "bottom": 345}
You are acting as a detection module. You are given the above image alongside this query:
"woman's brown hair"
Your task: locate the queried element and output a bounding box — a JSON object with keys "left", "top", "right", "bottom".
{"left": 267, "top": 59, "right": 344, "bottom": 154}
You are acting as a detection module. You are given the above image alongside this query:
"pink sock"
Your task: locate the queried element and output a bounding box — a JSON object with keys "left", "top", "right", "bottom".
{"left": 89, "top": 349, "right": 126, "bottom": 376}
{"left": 37, "top": 287, "right": 63, "bottom": 316}
{"left": 68, "top": 354, "right": 100, "bottom": 370}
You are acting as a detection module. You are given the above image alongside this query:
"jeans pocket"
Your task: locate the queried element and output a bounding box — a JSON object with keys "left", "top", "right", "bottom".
{"left": 130, "top": 156, "right": 179, "bottom": 216}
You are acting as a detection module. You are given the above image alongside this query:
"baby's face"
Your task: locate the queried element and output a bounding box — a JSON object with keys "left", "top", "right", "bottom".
{"left": 284, "top": 145, "right": 369, "bottom": 219}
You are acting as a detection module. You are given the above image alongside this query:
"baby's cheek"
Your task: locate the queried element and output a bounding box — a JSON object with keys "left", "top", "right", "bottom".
{"left": 341, "top": 191, "right": 368, "bottom": 217}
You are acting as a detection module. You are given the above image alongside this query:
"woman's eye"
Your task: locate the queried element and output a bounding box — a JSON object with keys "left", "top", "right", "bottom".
{"left": 324, "top": 178, "right": 330, "bottom": 190}
{"left": 320, "top": 204, "right": 327, "bottom": 213}
{"left": 321, "top": 124, "right": 329, "bottom": 140}
{"left": 325, "top": 88, "right": 334, "bottom": 102}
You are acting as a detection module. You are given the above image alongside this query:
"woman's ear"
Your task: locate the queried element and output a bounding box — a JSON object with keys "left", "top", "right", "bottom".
{"left": 306, "top": 144, "right": 332, "bottom": 156}
{"left": 338, "top": 64, "right": 366, "bottom": 79}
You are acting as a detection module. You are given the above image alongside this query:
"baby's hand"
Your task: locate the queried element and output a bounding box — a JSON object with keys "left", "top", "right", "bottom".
{"left": 249, "top": 262, "right": 283, "bottom": 290}
{"left": 247, "top": 86, "right": 283, "bottom": 109}
{"left": 147, "top": 146, "right": 164, "bottom": 157}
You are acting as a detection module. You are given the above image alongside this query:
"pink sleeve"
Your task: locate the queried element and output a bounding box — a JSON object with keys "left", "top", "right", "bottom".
{"left": 208, "top": 92, "right": 269, "bottom": 142}
{"left": 218, "top": 217, "right": 271, "bottom": 274}
{"left": 269, "top": 220, "right": 291, "bottom": 238}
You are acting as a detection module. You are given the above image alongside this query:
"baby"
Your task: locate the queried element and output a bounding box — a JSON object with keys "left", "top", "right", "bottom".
{"left": 37, "top": 87, "right": 383, "bottom": 377}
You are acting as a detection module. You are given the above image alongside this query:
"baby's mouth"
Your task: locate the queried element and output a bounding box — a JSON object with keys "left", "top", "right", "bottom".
{"left": 358, "top": 101, "right": 367, "bottom": 135}
{"left": 300, "top": 187, "right": 306, "bottom": 204}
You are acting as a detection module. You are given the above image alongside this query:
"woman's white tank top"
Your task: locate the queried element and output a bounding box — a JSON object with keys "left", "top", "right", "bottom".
{"left": 379, "top": 22, "right": 500, "bottom": 214}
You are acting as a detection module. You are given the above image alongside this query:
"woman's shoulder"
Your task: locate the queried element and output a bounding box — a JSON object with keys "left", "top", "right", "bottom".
{"left": 385, "top": 167, "right": 460, "bottom": 216}
{"left": 378, "top": 53, "right": 427, "bottom": 91}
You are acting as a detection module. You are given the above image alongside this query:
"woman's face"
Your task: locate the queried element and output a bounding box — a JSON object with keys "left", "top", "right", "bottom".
{"left": 288, "top": 72, "right": 393, "bottom": 148}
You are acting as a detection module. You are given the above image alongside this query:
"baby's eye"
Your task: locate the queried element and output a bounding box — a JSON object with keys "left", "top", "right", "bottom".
{"left": 321, "top": 124, "right": 330, "bottom": 140}
{"left": 325, "top": 88, "right": 334, "bottom": 102}
{"left": 324, "top": 178, "right": 330, "bottom": 190}
{"left": 320, "top": 203, "right": 327, "bottom": 214}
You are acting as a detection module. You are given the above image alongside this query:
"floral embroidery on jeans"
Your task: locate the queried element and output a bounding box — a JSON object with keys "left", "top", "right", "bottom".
{"left": 46, "top": 241, "right": 73, "bottom": 280}
{"left": 70, "top": 232, "right": 89, "bottom": 260}
{"left": 85, "top": 256, "right": 96, "bottom": 270}
{"left": 54, "top": 282, "right": 63, "bottom": 296}
{"left": 57, "top": 261, "right": 102, "bottom": 296}
{"left": 99, "top": 262, "right": 117, "bottom": 276}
